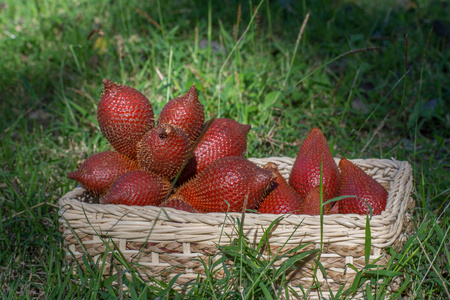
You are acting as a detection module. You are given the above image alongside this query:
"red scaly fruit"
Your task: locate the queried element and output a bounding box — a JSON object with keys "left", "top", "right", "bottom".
{"left": 170, "top": 156, "right": 276, "bottom": 213}
{"left": 158, "top": 84, "right": 204, "bottom": 144}
{"left": 300, "top": 186, "right": 334, "bottom": 215}
{"left": 67, "top": 151, "right": 139, "bottom": 196}
{"left": 258, "top": 163, "right": 303, "bottom": 214}
{"left": 338, "top": 158, "right": 388, "bottom": 215}
{"left": 100, "top": 170, "right": 170, "bottom": 206}
{"left": 160, "top": 198, "right": 199, "bottom": 213}
{"left": 97, "top": 79, "right": 155, "bottom": 159}
{"left": 136, "top": 124, "right": 190, "bottom": 179}
{"left": 180, "top": 118, "right": 251, "bottom": 182}
{"left": 329, "top": 201, "right": 340, "bottom": 214}
{"left": 289, "top": 128, "right": 340, "bottom": 200}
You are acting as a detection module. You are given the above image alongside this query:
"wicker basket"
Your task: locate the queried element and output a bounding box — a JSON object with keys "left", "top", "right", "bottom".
{"left": 59, "top": 157, "right": 414, "bottom": 299}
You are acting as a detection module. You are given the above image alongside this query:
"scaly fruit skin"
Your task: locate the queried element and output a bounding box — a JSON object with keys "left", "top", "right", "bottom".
{"left": 300, "top": 186, "right": 334, "bottom": 215}
{"left": 97, "top": 79, "right": 155, "bottom": 159}
{"left": 289, "top": 128, "right": 340, "bottom": 200}
{"left": 160, "top": 198, "right": 199, "bottom": 213}
{"left": 136, "top": 124, "right": 190, "bottom": 179}
{"left": 329, "top": 201, "right": 340, "bottom": 214}
{"left": 338, "top": 158, "right": 388, "bottom": 215}
{"left": 158, "top": 84, "right": 204, "bottom": 144}
{"left": 171, "top": 156, "right": 276, "bottom": 213}
{"left": 180, "top": 118, "right": 251, "bottom": 182}
{"left": 67, "top": 151, "right": 139, "bottom": 196}
{"left": 100, "top": 170, "right": 170, "bottom": 206}
{"left": 258, "top": 163, "right": 303, "bottom": 214}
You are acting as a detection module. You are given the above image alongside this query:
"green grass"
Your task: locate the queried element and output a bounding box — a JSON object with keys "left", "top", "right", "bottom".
{"left": 1, "top": 0, "right": 449, "bottom": 298}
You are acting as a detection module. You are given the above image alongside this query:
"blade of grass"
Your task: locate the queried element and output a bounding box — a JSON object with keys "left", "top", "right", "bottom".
{"left": 166, "top": 46, "right": 173, "bottom": 102}
{"left": 218, "top": 0, "right": 265, "bottom": 116}
{"left": 365, "top": 213, "right": 372, "bottom": 266}
{"left": 294, "top": 47, "right": 381, "bottom": 88}
{"left": 270, "top": 11, "right": 310, "bottom": 106}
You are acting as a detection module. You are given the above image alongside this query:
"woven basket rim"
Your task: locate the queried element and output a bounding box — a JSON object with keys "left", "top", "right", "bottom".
{"left": 59, "top": 156, "right": 414, "bottom": 248}
{"left": 59, "top": 156, "right": 408, "bottom": 213}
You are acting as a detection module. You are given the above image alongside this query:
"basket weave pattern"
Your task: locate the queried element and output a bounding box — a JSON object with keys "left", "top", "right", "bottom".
{"left": 59, "top": 157, "right": 414, "bottom": 298}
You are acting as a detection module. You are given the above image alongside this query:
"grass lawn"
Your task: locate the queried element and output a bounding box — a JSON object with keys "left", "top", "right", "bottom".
{"left": 1, "top": 0, "right": 449, "bottom": 298}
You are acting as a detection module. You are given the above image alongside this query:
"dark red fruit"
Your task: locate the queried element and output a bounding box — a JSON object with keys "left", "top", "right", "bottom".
{"left": 100, "top": 170, "right": 170, "bottom": 206}
{"left": 137, "top": 124, "right": 190, "bottom": 179}
{"left": 180, "top": 118, "right": 251, "bottom": 181}
{"left": 329, "top": 201, "right": 340, "bottom": 214}
{"left": 67, "top": 151, "right": 139, "bottom": 196}
{"left": 338, "top": 158, "right": 388, "bottom": 215}
{"left": 258, "top": 163, "right": 303, "bottom": 214}
{"left": 160, "top": 198, "right": 199, "bottom": 213}
{"left": 171, "top": 156, "right": 276, "bottom": 213}
{"left": 158, "top": 84, "right": 204, "bottom": 144}
{"left": 300, "top": 186, "right": 333, "bottom": 215}
{"left": 289, "top": 128, "right": 340, "bottom": 200}
{"left": 97, "top": 79, "right": 155, "bottom": 159}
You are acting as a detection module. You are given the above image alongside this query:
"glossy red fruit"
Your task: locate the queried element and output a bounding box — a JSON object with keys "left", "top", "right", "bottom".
{"left": 67, "top": 151, "right": 139, "bottom": 196}
{"left": 97, "top": 79, "right": 155, "bottom": 159}
{"left": 180, "top": 118, "right": 251, "bottom": 182}
{"left": 160, "top": 198, "right": 199, "bottom": 213}
{"left": 100, "top": 170, "right": 170, "bottom": 206}
{"left": 300, "top": 186, "right": 334, "bottom": 215}
{"left": 137, "top": 124, "right": 190, "bottom": 179}
{"left": 171, "top": 156, "right": 276, "bottom": 213}
{"left": 289, "top": 128, "right": 340, "bottom": 200}
{"left": 158, "top": 84, "right": 204, "bottom": 144}
{"left": 338, "top": 158, "right": 388, "bottom": 215}
{"left": 258, "top": 163, "right": 303, "bottom": 214}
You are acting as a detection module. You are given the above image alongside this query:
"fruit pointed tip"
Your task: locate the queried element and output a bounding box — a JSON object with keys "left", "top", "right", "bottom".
{"left": 186, "top": 84, "right": 198, "bottom": 101}
{"left": 338, "top": 157, "right": 350, "bottom": 167}
{"left": 101, "top": 79, "right": 118, "bottom": 96}
{"left": 242, "top": 124, "right": 252, "bottom": 134}
{"left": 166, "top": 194, "right": 185, "bottom": 203}
{"left": 304, "top": 127, "right": 329, "bottom": 146}
{"left": 102, "top": 78, "right": 114, "bottom": 87}
{"left": 310, "top": 127, "right": 324, "bottom": 136}
{"left": 67, "top": 170, "right": 78, "bottom": 180}
{"left": 99, "top": 195, "right": 110, "bottom": 205}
